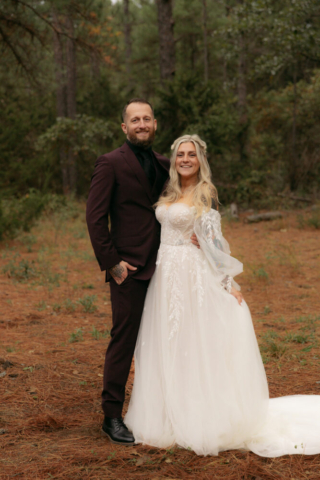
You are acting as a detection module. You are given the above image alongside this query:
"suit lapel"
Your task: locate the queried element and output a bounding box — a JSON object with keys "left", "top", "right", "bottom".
{"left": 120, "top": 142, "right": 153, "bottom": 203}
{"left": 153, "top": 151, "right": 170, "bottom": 172}
{"left": 152, "top": 152, "right": 170, "bottom": 201}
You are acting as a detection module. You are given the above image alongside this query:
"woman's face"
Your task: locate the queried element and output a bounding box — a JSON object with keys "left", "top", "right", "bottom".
{"left": 175, "top": 142, "right": 200, "bottom": 183}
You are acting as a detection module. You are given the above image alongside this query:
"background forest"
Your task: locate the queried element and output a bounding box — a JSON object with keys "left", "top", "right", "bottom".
{"left": 1, "top": 0, "right": 320, "bottom": 238}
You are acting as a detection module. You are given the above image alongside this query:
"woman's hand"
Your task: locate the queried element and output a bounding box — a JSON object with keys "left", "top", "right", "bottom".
{"left": 191, "top": 233, "right": 200, "bottom": 249}
{"left": 230, "top": 286, "right": 244, "bottom": 305}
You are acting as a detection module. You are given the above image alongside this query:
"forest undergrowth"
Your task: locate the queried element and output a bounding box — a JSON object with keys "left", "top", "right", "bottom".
{"left": 0, "top": 203, "right": 320, "bottom": 479}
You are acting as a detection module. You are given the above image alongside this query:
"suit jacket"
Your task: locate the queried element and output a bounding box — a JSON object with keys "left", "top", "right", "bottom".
{"left": 86, "top": 142, "right": 170, "bottom": 281}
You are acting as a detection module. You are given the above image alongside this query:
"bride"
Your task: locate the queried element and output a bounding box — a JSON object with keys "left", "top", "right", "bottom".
{"left": 125, "top": 134, "right": 320, "bottom": 457}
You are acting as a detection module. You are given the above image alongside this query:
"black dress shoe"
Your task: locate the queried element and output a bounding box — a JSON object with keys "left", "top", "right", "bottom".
{"left": 102, "top": 417, "right": 135, "bottom": 445}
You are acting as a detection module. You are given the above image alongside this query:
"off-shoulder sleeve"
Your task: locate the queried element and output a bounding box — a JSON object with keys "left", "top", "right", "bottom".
{"left": 194, "top": 209, "right": 243, "bottom": 292}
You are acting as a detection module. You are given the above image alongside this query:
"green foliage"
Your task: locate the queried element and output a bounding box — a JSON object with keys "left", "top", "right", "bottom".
{"left": 1, "top": 0, "right": 320, "bottom": 204}
{"left": 253, "top": 267, "right": 269, "bottom": 281}
{"left": 259, "top": 331, "right": 287, "bottom": 362}
{"left": 155, "top": 77, "right": 239, "bottom": 157}
{"left": 82, "top": 283, "right": 94, "bottom": 289}
{"left": 36, "top": 300, "right": 47, "bottom": 312}
{"left": 0, "top": 190, "right": 48, "bottom": 241}
{"left": 3, "top": 255, "right": 38, "bottom": 282}
{"left": 64, "top": 299, "right": 76, "bottom": 313}
{"left": 285, "top": 333, "right": 310, "bottom": 344}
{"left": 53, "top": 303, "right": 62, "bottom": 313}
{"left": 36, "top": 114, "right": 113, "bottom": 157}
{"left": 21, "top": 234, "right": 37, "bottom": 252}
{"left": 91, "top": 325, "right": 110, "bottom": 340}
{"left": 297, "top": 209, "right": 320, "bottom": 229}
{"left": 69, "top": 328, "right": 84, "bottom": 343}
{"left": 78, "top": 295, "right": 97, "bottom": 313}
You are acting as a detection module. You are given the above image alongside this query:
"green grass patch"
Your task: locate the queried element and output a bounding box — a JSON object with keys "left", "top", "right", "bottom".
{"left": 78, "top": 295, "right": 97, "bottom": 313}
{"left": 69, "top": 328, "right": 84, "bottom": 343}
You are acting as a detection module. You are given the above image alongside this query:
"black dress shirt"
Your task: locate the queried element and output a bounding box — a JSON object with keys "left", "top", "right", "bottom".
{"left": 126, "top": 139, "right": 157, "bottom": 187}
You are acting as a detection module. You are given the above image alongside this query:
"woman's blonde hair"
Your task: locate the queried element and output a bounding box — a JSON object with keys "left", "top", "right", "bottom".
{"left": 156, "top": 134, "right": 218, "bottom": 217}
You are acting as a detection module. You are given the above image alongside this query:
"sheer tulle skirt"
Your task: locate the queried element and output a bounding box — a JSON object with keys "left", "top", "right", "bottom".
{"left": 125, "top": 245, "right": 320, "bottom": 457}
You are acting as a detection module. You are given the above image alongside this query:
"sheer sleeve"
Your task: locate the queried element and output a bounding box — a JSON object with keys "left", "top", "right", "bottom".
{"left": 194, "top": 209, "right": 243, "bottom": 292}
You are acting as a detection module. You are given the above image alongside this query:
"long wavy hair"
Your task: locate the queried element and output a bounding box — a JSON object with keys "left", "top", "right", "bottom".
{"left": 156, "top": 134, "right": 218, "bottom": 217}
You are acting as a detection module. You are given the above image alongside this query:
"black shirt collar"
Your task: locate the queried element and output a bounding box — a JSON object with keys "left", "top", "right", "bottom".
{"left": 126, "top": 139, "right": 153, "bottom": 155}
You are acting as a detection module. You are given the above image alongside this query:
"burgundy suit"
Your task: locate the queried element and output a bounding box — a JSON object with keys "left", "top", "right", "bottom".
{"left": 86, "top": 142, "right": 170, "bottom": 417}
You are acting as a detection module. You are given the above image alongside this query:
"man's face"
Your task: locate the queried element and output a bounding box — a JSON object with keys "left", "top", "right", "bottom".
{"left": 121, "top": 103, "right": 157, "bottom": 148}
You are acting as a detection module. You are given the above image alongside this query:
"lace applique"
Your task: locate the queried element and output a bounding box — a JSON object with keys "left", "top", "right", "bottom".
{"left": 156, "top": 204, "right": 207, "bottom": 340}
{"left": 222, "top": 275, "right": 232, "bottom": 293}
{"left": 200, "top": 209, "right": 223, "bottom": 243}
{"left": 163, "top": 246, "right": 185, "bottom": 341}
{"left": 190, "top": 249, "right": 207, "bottom": 308}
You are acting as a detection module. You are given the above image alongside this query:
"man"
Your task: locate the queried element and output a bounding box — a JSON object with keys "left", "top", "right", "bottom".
{"left": 86, "top": 99, "right": 170, "bottom": 445}
{"left": 87, "top": 99, "right": 199, "bottom": 445}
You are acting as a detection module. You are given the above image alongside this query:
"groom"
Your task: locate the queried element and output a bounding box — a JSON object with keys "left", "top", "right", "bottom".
{"left": 86, "top": 98, "right": 170, "bottom": 445}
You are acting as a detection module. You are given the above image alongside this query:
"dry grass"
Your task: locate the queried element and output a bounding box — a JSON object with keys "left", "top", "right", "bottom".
{"left": 1, "top": 206, "right": 320, "bottom": 479}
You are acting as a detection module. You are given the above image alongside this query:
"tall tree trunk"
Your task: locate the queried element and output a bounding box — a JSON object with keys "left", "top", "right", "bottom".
{"left": 237, "top": 31, "right": 248, "bottom": 163}
{"left": 123, "top": 0, "right": 132, "bottom": 88}
{"left": 156, "top": 0, "right": 175, "bottom": 81}
{"left": 290, "top": 63, "right": 298, "bottom": 190}
{"left": 66, "top": 14, "right": 77, "bottom": 194}
{"left": 202, "top": 0, "right": 208, "bottom": 83}
{"left": 52, "top": 11, "right": 68, "bottom": 195}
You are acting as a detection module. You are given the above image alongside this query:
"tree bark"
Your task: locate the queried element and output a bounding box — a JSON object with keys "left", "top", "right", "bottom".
{"left": 202, "top": 0, "right": 208, "bottom": 83}
{"left": 237, "top": 31, "right": 248, "bottom": 163}
{"left": 65, "top": 14, "right": 77, "bottom": 194}
{"left": 156, "top": 0, "right": 175, "bottom": 81}
{"left": 123, "top": 0, "right": 132, "bottom": 87}
{"left": 52, "top": 11, "right": 68, "bottom": 195}
{"left": 290, "top": 63, "right": 298, "bottom": 190}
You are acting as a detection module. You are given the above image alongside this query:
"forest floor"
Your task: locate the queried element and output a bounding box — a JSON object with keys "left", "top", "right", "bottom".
{"left": 0, "top": 203, "right": 320, "bottom": 480}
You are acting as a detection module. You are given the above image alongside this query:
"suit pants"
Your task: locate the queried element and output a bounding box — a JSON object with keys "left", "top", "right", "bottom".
{"left": 102, "top": 276, "right": 150, "bottom": 417}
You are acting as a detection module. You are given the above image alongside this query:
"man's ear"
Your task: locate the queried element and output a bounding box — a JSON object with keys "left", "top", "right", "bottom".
{"left": 154, "top": 119, "right": 157, "bottom": 131}
{"left": 121, "top": 123, "right": 127, "bottom": 135}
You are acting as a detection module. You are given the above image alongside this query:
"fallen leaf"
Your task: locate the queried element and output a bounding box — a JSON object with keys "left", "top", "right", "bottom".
{"left": 130, "top": 448, "right": 141, "bottom": 456}
{"left": 136, "top": 455, "right": 151, "bottom": 466}
{"left": 73, "top": 370, "right": 79, "bottom": 375}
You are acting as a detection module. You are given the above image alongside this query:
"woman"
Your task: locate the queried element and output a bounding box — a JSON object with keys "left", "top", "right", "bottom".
{"left": 125, "top": 134, "right": 320, "bottom": 457}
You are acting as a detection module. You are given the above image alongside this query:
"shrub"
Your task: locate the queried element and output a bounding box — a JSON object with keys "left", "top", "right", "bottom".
{"left": 0, "top": 189, "right": 48, "bottom": 241}
{"left": 3, "top": 255, "right": 38, "bottom": 282}
{"left": 78, "top": 295, "right": 97, "bottom": 313}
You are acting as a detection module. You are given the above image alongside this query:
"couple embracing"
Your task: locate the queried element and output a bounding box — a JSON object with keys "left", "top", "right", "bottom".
{"left": 87, "top": 99, "right": 320, "bottom": 457}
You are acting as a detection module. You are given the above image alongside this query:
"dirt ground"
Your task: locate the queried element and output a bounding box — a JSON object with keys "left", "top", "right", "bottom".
{"left": 0, "top": 204, "right": 320, "bottom": 480}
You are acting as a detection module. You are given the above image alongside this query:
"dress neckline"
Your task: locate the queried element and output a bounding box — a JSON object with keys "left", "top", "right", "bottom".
{"left": 164, "top": 202, "right": 195, "bottom": 210}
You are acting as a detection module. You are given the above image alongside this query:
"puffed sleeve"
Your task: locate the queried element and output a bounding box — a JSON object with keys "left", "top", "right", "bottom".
{"left": 194, "top": 209, "right": 243, "bottom": 292}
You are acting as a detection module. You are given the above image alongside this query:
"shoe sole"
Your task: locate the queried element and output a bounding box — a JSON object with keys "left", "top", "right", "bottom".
{"left": 101, "top": 428, "right": 135, "bottom": 446}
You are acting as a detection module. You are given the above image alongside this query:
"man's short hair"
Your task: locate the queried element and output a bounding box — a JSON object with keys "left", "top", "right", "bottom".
{"left": 122, "top": 98, "right": 154, "bottom": 122}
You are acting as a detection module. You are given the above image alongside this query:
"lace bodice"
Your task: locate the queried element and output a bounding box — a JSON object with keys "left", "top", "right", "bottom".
{"left": 156, "top": 203, "right": 242, "bottom": 296}
{"left": 156, "top": 203, "right": 196, "bottom": 246}
{"left": 154, "top": 202, "right": 243, "bottom": 340}
{"left": 156, "top": 203, "right": 223, "bottom": 246}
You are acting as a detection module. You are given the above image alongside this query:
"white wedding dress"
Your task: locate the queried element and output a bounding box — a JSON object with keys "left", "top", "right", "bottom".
{"left": 125, "top": 203, "right": 320, "bottom": 457}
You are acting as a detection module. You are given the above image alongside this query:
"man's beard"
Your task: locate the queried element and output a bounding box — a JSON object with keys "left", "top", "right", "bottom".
{"left": 127, "top": 128, "right": 155, "bottom": 148}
